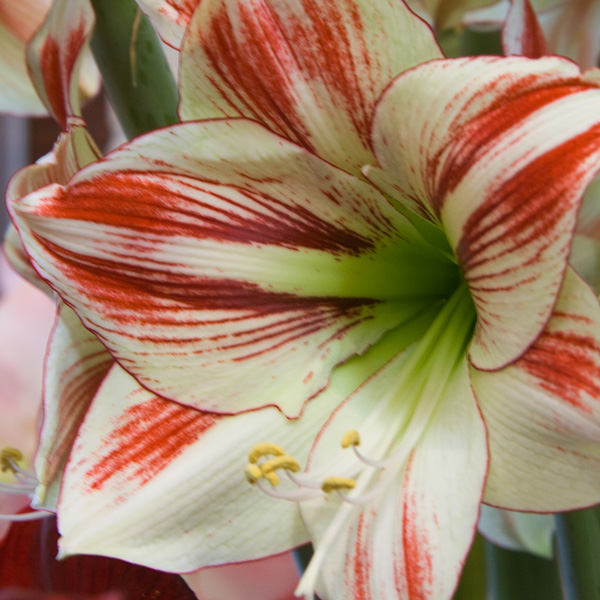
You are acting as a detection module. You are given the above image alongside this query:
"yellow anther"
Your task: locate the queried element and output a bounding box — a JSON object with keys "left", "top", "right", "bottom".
{"left": 1, "top": 448, "right": 23, "bottom": 473}
{"left": 321, "top": 476, "right": 356, "bottom": 494}
{"left": 262, "top": 470, "right": 280, "bottom": 486}
{"left": 341, "top": 430, "right": 360, "bottom": 448}
{"left": 248, "top": 443, "right": 286, "bottom": 464}
{"left": 244, "top": 462, "right": 283, "bottom": 486}
{"left": 260, "top": 455, "right": 301, "bottom": 474}
{"left": 244, "top": 463, "right": 263, "bottom": 484}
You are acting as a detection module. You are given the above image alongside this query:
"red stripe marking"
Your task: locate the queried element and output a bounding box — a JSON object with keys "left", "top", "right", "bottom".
{"left": 84, "top": 397, "right": 219, "bottom": 490}
{"left": 43, "top": 352, "right": 113, "bottom": 483}
{"left": 436, "top": 83, "right": 594, "bottom": 208}
{"left": 456, "top": 121, "right": 600, "bottom": 276}
{"left": 162, "top": 0, "right": 196, "bottom": 25}
{"left": 39, "top": 19, "right": 87, "bottom": 128}
{"left": 518, "top": 315, "right": 600, "bottom": 411}
{"left": 39, "top": 173, "right": 377, "bottom": 255}
{"left": 197, "top": 0, "right": 377, "bottom": 152}
{"left": 350, "top": 512, "right": 371, "bottom": 600}
{"left": 504, "top": 0, "right": 549, "bottom": 59}
{"left": 402, "top": 457, "right": 433, "bottom": 600}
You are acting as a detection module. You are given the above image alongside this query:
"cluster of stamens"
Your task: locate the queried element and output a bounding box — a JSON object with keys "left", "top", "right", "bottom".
{"left": 244, "top": 431, "right": 365, "bottom": 502}
{"left": 0, "top": 448, "right": 36, "bottom": 493}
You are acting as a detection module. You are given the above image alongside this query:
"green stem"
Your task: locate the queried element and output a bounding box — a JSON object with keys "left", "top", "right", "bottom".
{"left": 555, "top": 506, "right": 600, "bottom": 600}
{"left": 89, "top": 0, "right": 179, "bottom": 139}
{"left": 485, "top": 540, "right": 562, "bottom": 600}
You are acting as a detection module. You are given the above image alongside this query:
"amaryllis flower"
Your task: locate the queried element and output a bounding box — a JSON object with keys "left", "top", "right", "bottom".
{"left": 8, "top": 1, "right": 600, "bottom": 600}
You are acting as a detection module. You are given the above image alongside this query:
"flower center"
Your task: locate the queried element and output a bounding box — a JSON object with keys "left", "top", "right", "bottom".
{"left": 244, "top": 281, "right": 476, "bottom": 498}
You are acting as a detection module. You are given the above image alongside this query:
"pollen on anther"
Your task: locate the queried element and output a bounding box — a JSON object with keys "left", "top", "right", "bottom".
{"left": 1, "top": 448, "right": 23, "bottom": 473}
{"left": 321, "top": 476, "right": 356, "bottom": 494}
{"left": 248, "top": 443, "right": 286, "bottom": 464}
{"left": 260, "top": 456, "right": 301, "bottom": 474}
{"left": 341, "top": 430, "right": 360, "bottom": 449}
{"left": 262, "top": 470, "right": 280, "bottom": 486}
{"left": 244, "top": 464, "right": 263, "bottom": 484}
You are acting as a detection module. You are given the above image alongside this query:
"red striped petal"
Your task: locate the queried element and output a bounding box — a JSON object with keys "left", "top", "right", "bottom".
{"left": 12, "top": 120, "right": 454, "bottom": 417}
{"left": 179, "top": 0, "right": 441, "bottom": 173}
{"left": 366, "top": 56, "right": 600, "bottom": 370}
{"left": 34, "top": 304, "right": 113, "bottom": 508}
{"left": 474, "top": 268, "right": 600, "bottom": 511}
{"left": 299, "top": 358, "right": 487, "bottom": 600}
{"left": 54, "top": 364, "right": 329, "bottom": 569}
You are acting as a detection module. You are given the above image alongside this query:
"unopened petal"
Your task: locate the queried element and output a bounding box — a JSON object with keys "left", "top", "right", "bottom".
{"left": 26, "top": 0, "right": 96, "bottom": 128}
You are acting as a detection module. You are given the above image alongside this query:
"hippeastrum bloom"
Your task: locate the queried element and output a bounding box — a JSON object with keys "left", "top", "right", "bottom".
{"left": 9, "top": 50, "right": 600, "bottom": 600}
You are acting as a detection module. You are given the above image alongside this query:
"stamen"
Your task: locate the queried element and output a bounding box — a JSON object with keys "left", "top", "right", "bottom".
{"left": 262, "top": 470, "right": 280, "bottom": 486}
{"left": 244, "top": 464, "right": 263, "bottom": 484}
{"left": 245, "top": 445, "right": 300, "bottom": 489}
{"left": 0, "top": 481, "right": 37, "bottom": 495}
{"left": 260, "top": 456, "right": 301, "bottom": 475}
{"left": 1, "top": 448, "right": 24, "bottom": 473}
{"left": 0, "top": 447, "right": 38, "bottom": 496}
{"left": 0, "top": 510, "right": 54, "bottom": 522}
{"left": 321, "top": 476, "right": 356, "bottom": 494}
{"left": 248, "top": 443, "right": 285, "bottom": 464}
{"left": 341, "top": 430, "right": 360, "bottom": 448}
{"left": 0, "top": 447, "right": 50, "bottom": 522}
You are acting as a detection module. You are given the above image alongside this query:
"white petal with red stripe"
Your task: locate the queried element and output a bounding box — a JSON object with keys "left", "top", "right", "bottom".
{"left": 366, "top": 56, "right": 600, "bottom": 370}
{"left": 34, "top": 304, "right": 113, "bottom": 510}
{"left": 298, "top": 357, "right": 487, "bottom": 600}
{"left": 179, "top": 0, "right": 441, "bottom": 173}
{"left": 55, "top": 360, "right": 380, "bottom": 569}
{"left": 474, "top": 268, "right": 600, "bottom": 511}
{"left": 11, "top": 120, "right": 458, "bottom": 418}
